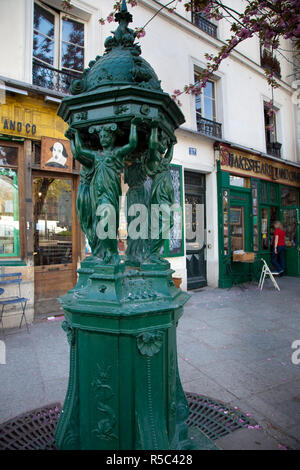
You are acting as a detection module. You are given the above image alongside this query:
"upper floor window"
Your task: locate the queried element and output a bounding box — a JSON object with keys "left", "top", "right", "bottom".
{"left": 263, "top": 103, "right": 281, "bottom": 158}
{"left": 191, "top": 11, "right": 217, "bottom": 38}
{"left": 260, "top": 43, "right": 281, "bottom": 79}
{"left": 194, "top": 71, "right": 222, "bottom": 138}
{"left": 33, "top": 1, "right": 85, "bottom": 93}
{"left": 195, "top": 78, "right": 216, "bottom": 121}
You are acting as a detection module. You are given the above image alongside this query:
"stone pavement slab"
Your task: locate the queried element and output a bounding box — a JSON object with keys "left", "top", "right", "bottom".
{"left": 0, "top": 276, "right": 299, "bottom": 450}
{"left": 215, "top": 428, "right": 281, "bottom": 450}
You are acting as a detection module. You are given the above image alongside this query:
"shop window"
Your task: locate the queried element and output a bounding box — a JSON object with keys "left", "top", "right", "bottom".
{"left": 260, "top": 181, "right": 279, "bottom": 205}
{"left": 269, "top": 183, "right": 278, "bottom": 204}
{"left": 33, "top": 1, "right": 85, "bottom": 93}
{"left": 252, "top": 180, "right": 259, "bottom": 251}
{"left": 32, "top": 142, "right": 41, "bottom": 165}
{"left": 0, "top": 146, "right": 19, "bottom": 257}
{"left": 261, "top": 206, "right": 278, "bottom": 251}
{"left": 230, "top": 206, "right": 245, "bottom": 251}
{"left": 260, "top": 181, "right": 268, "bottom": 203}
{"left": 270, "top": 207, "right": 278, "bottom": 245}
{"left": 281, "top": 186, "right": 298, "bottom": 207}
{"left": 283, "top": 209, "right": 297, "bottom": 248}
{"left": 229, "top": 175, "right": 250, "bottom": 188}
{"left": 33, "top": 178, "right": 72, "bottom": 266}
{"left": 223, "top": 190, "right": 229, "bottom": 255}
{"left": 261, "top": 207, "right": 268, "bottom": 250}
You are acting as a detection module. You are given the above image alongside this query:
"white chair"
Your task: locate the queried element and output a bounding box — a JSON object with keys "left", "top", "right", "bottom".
{"left": 258, "top": 258, "right": 280, "bottom": 291}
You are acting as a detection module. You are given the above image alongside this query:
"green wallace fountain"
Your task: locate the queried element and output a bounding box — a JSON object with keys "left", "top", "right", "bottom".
{"left": 55, "top": 0, "right": 197, "bottom": 450}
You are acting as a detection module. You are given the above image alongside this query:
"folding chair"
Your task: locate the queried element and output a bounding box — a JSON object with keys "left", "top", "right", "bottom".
{"left": 258, "top": 259, "right": 280, "bottom": 291}
{"left": 0, "top": 272, "right": 30, "bottom": 337}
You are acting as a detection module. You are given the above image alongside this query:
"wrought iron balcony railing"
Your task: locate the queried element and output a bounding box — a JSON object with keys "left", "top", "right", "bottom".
{"left": 266, "top": 141, "right": 282, "bottom": 158}
{"left": 32, "top": 59, "right": 82, "bottom": 95}
{"left": 196, "top": 114, "right": 222, "bottom": 138}
{"left": 192, "top": 12, "right": 217, "bottom": 38}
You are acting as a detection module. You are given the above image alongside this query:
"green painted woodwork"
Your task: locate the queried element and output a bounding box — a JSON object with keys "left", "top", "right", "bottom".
{"left": 0, "top": 168, "right": 20, "bottom": 258}
{"left": 217, "top": 164, "right": 300, "bottom": 287}
{"left": 55, "top": 1, "right": 198, "bottom": 450}
{"left": 0, "top": 260, "right": 26, "bottom": 266}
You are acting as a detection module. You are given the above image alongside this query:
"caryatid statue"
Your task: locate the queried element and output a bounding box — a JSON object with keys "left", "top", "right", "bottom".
{"left": 144, "top": 121, "right": 176, "bottom": 265}
{"left": 67, "top": 118, "right": 140, "bottom": 264}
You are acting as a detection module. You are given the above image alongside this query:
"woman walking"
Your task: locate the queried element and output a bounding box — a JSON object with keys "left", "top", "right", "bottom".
{"left": 271, "top": 221, "right": 286, "bottom": 275}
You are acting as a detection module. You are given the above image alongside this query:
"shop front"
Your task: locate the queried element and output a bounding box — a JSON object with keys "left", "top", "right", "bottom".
{"left": 0, "top": 91, "right": 81, "bottom": 326}
{"left": 216, "top": 144, "right": 300, "bottom": 288}
{"left": 184, "top": 170, "right": 207, "bottom": 289}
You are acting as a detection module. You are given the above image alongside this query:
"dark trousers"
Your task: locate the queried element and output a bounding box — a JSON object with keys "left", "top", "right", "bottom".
{"left": 271, "top": 245, "right": 286, "bottom": 273}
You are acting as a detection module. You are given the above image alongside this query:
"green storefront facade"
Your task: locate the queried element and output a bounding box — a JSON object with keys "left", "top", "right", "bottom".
{"left": 216, "top": 144, "right": 300, "bottom": 288}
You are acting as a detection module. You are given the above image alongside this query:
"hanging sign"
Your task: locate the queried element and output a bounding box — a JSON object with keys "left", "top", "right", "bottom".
{"left": 41, "top": 137, "right": 72, "bottom": 173}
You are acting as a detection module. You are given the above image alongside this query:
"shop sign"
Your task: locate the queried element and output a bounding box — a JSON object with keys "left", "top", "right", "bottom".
{"left": 3, "top": 119, "right": 37, "bottom": 135}
{"left": 0, "top": 94, "right": 67, "bottom": 140}
{"left": 41, "top": 137, "right": 72, "bottom": 173}
{"left": 218, "top": 145, "right": 300, "bottom": 187}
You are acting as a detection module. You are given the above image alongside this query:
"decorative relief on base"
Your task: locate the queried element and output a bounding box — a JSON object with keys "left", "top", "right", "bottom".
{"left": 146, "top": 357, "right": 159, "bottom": 450}
{"left": 91, "top": 363, "right": 118, "bottom": 442}
{"left": 62, "top": 320, "right": 75, "bottom": 346}
{"left": 121, "top": 277, "right": 157, "bottom": 302}
{"left": 55, "top": 320, "right": 79, "bottom": 449}
{"left": 137, "top": 330, "right": 163, "bottom": 357}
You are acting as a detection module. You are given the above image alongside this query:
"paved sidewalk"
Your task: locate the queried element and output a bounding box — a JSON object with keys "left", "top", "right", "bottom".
{"left": 0, "top": 276, "right": 299, "bottom": 450}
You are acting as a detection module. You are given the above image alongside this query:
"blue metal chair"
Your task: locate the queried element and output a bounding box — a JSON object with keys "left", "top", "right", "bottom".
{"left": 0, "top": 272, "right": 30, "bottom": 337}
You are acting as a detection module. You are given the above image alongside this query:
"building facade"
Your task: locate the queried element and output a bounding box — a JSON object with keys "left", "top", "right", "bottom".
{"left": 0, "top": 0, "right": 299, "bottom": 327}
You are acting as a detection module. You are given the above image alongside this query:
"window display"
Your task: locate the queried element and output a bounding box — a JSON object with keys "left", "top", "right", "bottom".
{"left": 283, "top": 209, "right": 297, "bottom": 247}
{"left": 33, "top": 177, "right": 73, "bottom": 266}
{"left": 230, "top": 206, "right": 245, "bottom": 251}
{"left": 223, "top": 190, "right": 229, "bottom": 255}
{"left": 252, "top": 180, "right": 259, "bottom": 250}
{"left": 281, "top": 187, "right": 298, "bottom": 207}
{"left": 261, "top": 207, "right": 268, "bottom": 250}
{"left": 0, "top": 146, "right": 19, "bottom": 257}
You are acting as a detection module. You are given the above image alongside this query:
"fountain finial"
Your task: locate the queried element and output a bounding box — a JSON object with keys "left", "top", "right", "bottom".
{"left": 121, "top": 0, "right": 127, "bottom": 12}
{"left": 115, "top": 0, "right": 133, "bottom": 24}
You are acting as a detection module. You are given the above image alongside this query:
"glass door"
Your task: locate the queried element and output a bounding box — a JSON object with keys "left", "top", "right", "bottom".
{"left": 229, "top": 190, "right": 251, "bottom": 254}
{"left": 280, "top": 186, "right": 299, "bottom": 276}
{"left": 184, "top": 171, "right": 207, "bottom": 289}
{"left": 0, "top": 145, "right": 19, "bottom": 257}
{"left": 33, "top": 175, "right": 77, "bottom": 311}
{"left": 282, "top": 208, "right": 299, "bottom": 276}
{"left": 261, "top": 206, "right": 278, "bottom": 251}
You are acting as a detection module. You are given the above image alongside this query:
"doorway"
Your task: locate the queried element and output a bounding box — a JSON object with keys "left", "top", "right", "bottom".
{"left": 184, "top": 171, "right": 207, "bottom": 289}
{"left": 33, "top": 174, "right": 78, "bottom": 315}
{"left": 282, "top": 207, "right": 299, "bottom": 276}
{"left": 261, "top": 206, "right": 278, "bottom": 251}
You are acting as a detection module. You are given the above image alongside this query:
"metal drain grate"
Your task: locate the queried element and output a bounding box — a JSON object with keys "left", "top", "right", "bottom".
{"left": 186, "top": 392, "right": 256, "bottom": 441}
{"left": 0, "top": 394, "right": 256, "bottom": 449}
{"left": 0, "top": 403, "right": 62, "bottom": 450}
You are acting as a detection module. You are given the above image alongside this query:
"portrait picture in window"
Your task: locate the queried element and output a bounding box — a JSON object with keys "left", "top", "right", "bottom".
{"left": 41, "top": 137, "right": 72, "bottom": 172}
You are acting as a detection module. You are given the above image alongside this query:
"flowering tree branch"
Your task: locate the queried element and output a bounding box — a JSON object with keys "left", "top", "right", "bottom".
{"left": 62, "top": 0, "right": 300, "bottom": 114}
